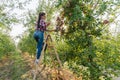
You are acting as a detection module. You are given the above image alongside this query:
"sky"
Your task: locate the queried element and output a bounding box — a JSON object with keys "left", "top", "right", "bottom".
{"left": 10, "top": 0, "right": 39, "bottom": 44}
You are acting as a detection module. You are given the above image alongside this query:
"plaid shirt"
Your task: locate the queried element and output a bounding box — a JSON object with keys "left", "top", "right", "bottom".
{"left": 36, "top": 19, "right": 47, "bottom": 32}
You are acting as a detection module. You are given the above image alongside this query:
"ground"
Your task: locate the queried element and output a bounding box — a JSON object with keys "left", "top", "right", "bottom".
{"left": 0, "top": 52, "right": 81, "bottom": 80}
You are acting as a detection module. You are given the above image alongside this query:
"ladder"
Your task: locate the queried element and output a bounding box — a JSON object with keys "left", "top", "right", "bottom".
{"left": 33, "top": 32, "right": 65, "bottom": 80}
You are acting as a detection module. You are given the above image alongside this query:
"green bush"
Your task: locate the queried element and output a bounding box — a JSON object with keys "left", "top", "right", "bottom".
{"left": 0, "top": 32, "right": 16, "bottom": 58}
{"left": 18, "top": 29, "right": 36, "bottom": 56}
{"left": 56, "top": 0, "right": 120, "bottom": 79}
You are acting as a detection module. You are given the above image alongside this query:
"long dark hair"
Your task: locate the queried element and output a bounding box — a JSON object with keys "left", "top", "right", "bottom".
{"left": 37, "top": 12, "right": 45, "bottom": 28}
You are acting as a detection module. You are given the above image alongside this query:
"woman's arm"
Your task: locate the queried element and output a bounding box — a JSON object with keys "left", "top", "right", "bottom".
{"left": 45, "top": 22, "right": 57, "bottom": 32}
{"left": 45, "top": 29, "right": 56, "bottom": 32}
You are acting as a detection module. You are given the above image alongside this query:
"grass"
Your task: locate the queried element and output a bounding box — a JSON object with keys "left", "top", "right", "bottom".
{"left": 0, "top": 51, "right": 31, "bottom": 80}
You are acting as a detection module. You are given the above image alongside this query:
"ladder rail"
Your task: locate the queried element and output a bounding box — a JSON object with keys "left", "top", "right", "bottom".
{"left": 33, "top": 33, "right": 65, "bottom": 80}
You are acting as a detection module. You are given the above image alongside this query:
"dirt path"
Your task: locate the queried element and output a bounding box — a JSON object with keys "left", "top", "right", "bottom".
{"left": 0, "top": 54, "right": 30, "bottom": 80}
{"left": 0, "top": 52, "right": 81, "bottom": 80}
{"left": 21, "top": 52, "right": 79, "bottom": 80}
{"left": 0, "top": 53, "right": 49, "bottom": 80}
{"left": 0, "top": 52, "right": 119, "bottom": 80}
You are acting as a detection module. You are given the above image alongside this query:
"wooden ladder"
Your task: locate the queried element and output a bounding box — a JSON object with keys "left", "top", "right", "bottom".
{"left": 33, "top": 33, "right": 65, "bottom": 80}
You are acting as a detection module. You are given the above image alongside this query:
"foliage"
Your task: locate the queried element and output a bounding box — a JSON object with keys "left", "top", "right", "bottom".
{"left": 0, "top": 0, "right": 24, "bottom": 58}
{"left": 18, "top": 29, "right": 36, "bottom": 56}
{"left": 0, "top": 32, "right": 16, "bottom": 58}
{"left": 15, "top": 0, "right": 120, "bottom": 79}
{"left": 0, "top": 51, "right": 31, "bottom": 80}
{"left": 9, "top": 52, "right": 31, "bottom": 80}
{"left": 0, "top": 0, "right": 24, "bottom": 30}
{"left": 55, "top": 0, "right": 120, "bottom": 80}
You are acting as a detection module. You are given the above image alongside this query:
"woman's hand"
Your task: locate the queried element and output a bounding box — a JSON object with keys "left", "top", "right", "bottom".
{"left": 46, "top": 29, "right": 56, "bottom": 32}
{"left": 46, "top": 22, "right": 50, "bottom": 26}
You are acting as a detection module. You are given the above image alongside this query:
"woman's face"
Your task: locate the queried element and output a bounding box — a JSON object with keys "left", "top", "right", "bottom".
{"left": 41, "top": 15, "right": 46, "bottom": 20}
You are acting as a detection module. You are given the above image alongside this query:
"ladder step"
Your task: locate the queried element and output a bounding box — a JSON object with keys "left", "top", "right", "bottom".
{"left": 49, "top": 52, "right": 55, "bottom": 55}
{"left": 48, "top": 45, "right": 54, "bottom": 48}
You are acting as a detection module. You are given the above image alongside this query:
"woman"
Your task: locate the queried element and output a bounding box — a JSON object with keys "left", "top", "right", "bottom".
{"left": 33, "top": 12, "right": 51, "bottom": 64}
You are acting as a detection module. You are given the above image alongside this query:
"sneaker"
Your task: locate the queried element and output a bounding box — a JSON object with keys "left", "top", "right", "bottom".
{"left": 35, "top": 59, "right": 39, "bottom": 64}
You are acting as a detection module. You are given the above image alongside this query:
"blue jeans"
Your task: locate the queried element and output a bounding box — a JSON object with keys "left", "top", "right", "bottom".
{"left": 33, "top": 30, "right": 44, "bottom": 59}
